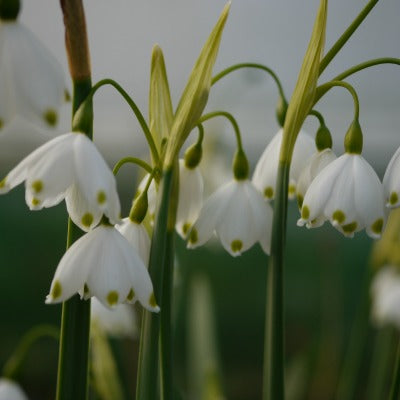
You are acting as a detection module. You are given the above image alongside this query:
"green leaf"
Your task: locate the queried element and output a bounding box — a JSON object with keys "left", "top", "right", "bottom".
{"left": 164, "top": 2, "right": 230, "bottom": 167}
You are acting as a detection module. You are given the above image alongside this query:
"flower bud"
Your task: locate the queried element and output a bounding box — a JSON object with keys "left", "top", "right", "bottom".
{"left": 184, "top": 142, "right": 202, "bottom": 169}
{"left": 344, "top": 119, "right": 363, "bottom": 154}
{"left": 275, "top": 95, "right": 288, "bottom": 128}
{"left": 232, "top": 149, "right": 249, "bottom": 180}
{"left": 315, "top": 124, "right": 332, "bottom": 151}
{"left": 129, "top": 192, "right": 148, "bottom": 224}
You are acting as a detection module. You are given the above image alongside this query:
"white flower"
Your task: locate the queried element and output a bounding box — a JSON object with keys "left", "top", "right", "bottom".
{"left": 252, "top": 129, "right": 315, "bottom": 200}
{"left": 116, "top": 217, "right": 150, "bottom": 266}
{"left": 91, "top": 298, "right": 138, "bottom": 338}
{"left": 0, "top": 132, "right": 120, "bottom": 231}
{"left": 296, "top": 148, "right": 337, "bottom": 207}
{"left": 0, "top": 20, "right": 66, "bottom": 129}
{"left": 297, "top": 153, "right": 386, "bottom": 238}
{"left": 138, "top": 174, "right": 157, "bottom": 220}
{"left": 371, "top": 266, "right": 400, "bottom": 329}
{"left": 176, "top": 159, "right": 204, "bottom": 239}
{"left": 383, "top": 145, "right": 400, "bottom": 208}
{"left": 46, "top": 224, "right": 159, "bottom": 312}
{"left": 187, "top": 179, "right": 273, "bottom": 256}
{"left": 0, "top": 378, "right": 28, "bottom": 400}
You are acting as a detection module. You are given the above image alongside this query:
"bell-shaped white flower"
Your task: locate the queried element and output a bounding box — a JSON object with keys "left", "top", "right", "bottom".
{"left": 371, "top": 266, "right": 400, "bottom": 329}
{"left": 116, "top": 217, "right": 150, "bottom": 267}
{"left": 296, "top": 148, "right": 337, "bottom": 207}
{"left": 176, "top": 159, "right": 204, "bottom": 239}
{"left": 91, "top": 298, "right": 138, "bottom": 338}
{"left": 252, "top": 129, "right": 315, "bottom": 200}
{"left": 0, "top": 378, "right": 28, "bottom": 400}
{"left": 297, "top": 153, "right": 386, "bottom": 238}
{"left": 187, "top": 179, "right": 273, "bottom": 256}
{"left": 46, "top": 224, "right": 159, "bottom": 312}
{"left": 383, "top": 145, "right": 400, "bottom": 208}
{"left": 0, "top": 132, "right": 120, "bottom": 231}
{"left": 0, "top": 20, "right": 66, "bottom": 129}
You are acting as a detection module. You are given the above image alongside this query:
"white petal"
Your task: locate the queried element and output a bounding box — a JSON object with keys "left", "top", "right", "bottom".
{"left": 383, "top": 145, "right": 400, "bottom": 207}
{"left": 0, "top": 378, "right": 29, "bottom": 400}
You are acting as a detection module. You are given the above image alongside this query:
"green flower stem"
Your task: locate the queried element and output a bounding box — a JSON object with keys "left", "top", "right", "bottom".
{"left": 333, "top": 58, "right": 400, "bottom": 81}
{"left": 81, "top": 79, "right": 160, "bottom": 165}
{"left": 2, "top": 325, "right": 59, "bottom": 379}
{"left": 318, "top": 0, "right": 380, "bottom": 75}
{"left": 112, "top": 157, "right": 153, "bottom": 176}
{"left": 389, "top": 336, "right": 400, "bottom": 400}
{"left": 198, "top": 111, "right": 244, "bottom": 151}
{"left": 308, "top": 109, "right": 325, "bottom": 126}
{"left": 136, "top": 168, "right": 175, "bottom": 400}
{"left": 211, "top": 63, "right": 286, "bottom": 103}
{"left": 263, "top": 160, "right": 289, "bottom": 400}
{"left": 314, "top": 80, "right": 360, "bottom": 120}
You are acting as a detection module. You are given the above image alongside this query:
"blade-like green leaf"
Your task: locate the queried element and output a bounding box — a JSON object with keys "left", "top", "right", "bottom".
{"left": 164, "top": 2, "right": 230, "bottom": 167}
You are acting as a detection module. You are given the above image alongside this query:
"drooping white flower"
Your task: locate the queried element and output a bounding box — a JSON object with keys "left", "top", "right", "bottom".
{"left": 0, "top": 378, "right": 28, "bottom": 400}
{"left": 296, "top": 148, "right": 337, "bottom": 207}
{"left": 371, "top": 266, "right": 400, "bottom": 329}
{"left": 116, "top": 217, "right": 150, "bottom": 266}
{"left": 297, "top": 153, "right": 386, "bottom": 238}
{"left": 187, "top": 179, "right": 273, "bottom": 256}
{"left": 0, "top": 20, "right": 67, "bottom": 129}
{"left": 0, "top": 132, "right": 120, "bottom": 231}
{"left": 176, "top": 159, "right": 204, "bottom": 239}
{"left": 91, "top": 298, "right": 138, "bottom": 338}
{"left": 383, "top": 145, "right": 400, "bottom": 208}
{"left": 252, "top": 129, "right": 315, "bottom": 200}
{"left": 46, "top": 224, "right": 159, "bottom": 312}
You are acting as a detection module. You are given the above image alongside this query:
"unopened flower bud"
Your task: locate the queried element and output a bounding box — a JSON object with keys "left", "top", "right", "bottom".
{"left": 184, "top": 142, "right": 202, "bottom": 169}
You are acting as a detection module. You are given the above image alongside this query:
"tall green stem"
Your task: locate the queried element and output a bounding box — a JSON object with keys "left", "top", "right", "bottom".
{"left": 136, "top": 168, "right": 175, "bottom": 400}
{"left": 389, "top": 336, "right": 400, "bottom": 400}
{"left": 263, "top": 161, "right": 289, "bottom": 400}
{"left": 57, "top": 1, "right": 93, "bottom": 399}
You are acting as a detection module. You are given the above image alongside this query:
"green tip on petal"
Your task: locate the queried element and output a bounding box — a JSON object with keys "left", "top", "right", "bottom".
{"left": 31, "top": 197, "right": 41, "bottom": 207}
{"left": 107, "top": 291, "right": 119, "bottom": 306}
{"left": 149, "top": 292, "right": 158, "bottom": 308}
{"left": 371, "top": 218, "right": 384, "bottom": 235}
{"left": 301, "top": 205, "right": 310, "bottom": 220}
{"left": 126, "top": 288, "right": 135, "bottom": 302}
{"left": 264, "top": 187, "right": 274, "bottom": 199}
{"left": 51, "top": 281, "right": 62, "bottom": 300}
{"left": 342, "top": 221, "right": 357, "bottom": 234}
{"left": 189, "top": 228, "right": 198, "bottom": 245}
{"left": 297, "top": 194, "right": 304, "bottom": 209}
{"left": 31, "top": 180, "right": 43, "bottom": 194}
{"left": 390, "top": 192, "right": 398, "bottom": 206}
{"left": 231, "top": 239, "right": 243, "bottom": 253}
{"left": 0, "top": 118, "right": 3, "bottom": 130}
{"left": 64, "top": 89, "right": 71, "bottom": 102}
{"left": 97, "top": 191, "right": 107, "bottom": 205}
{"left": 81, "top": 213, "right": 94, "bottom": 228}
{"left": 43, "top": 109, "right": 58, "bottom": 127}
{"left": 332, "top": 210, "right": 345, "bottom": 224}
{"left": 288, "top": 184, "right": 296, "bottom": 196}
{"left": 182, "top": 222, "right": 192, "bottom": 236}
{"left": 83, "top": 283, "right": 90, "bottom": 295}
{"left": 0, "top": 178, "right": 6, "bottom": 189}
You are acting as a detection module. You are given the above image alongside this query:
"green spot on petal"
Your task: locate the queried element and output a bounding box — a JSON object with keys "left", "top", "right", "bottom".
{"left": 0, "top": 178, "right": 6, "bottom": 189}
{"left": 43, "top": 109, "right": 58, "bottom": 127}
{"left": 0, "top": 118, "right": 3, "bottom": 130}
{"left": 301, "top": 205, "right": 310, "bottom": 220}
{"left": 149, "top": 292, "right": 157, "bottom": 308}
{"left": 84, "top": 283, "right": 90, "bottom": 295}
{"left": 297, "top": 194, "right": 304, "bottom": 209}
{"left": 332, "top": 210, "right": 345, "bottom": 224}
{"left": 182, "top": 222, "right": 191, "bottom": 235}
{"left": 126, "top": 288, "right": 135, "bottom": 301}
{"left": 189, "top": 228, "right": 198, "bottom": 244}
{"left": 390, "top": 192, "right": 398, "bottom": 205}
{"left": 342, "top": 221, "right": 357, "bottom": 234}
{"left": 264, "top": 186, "right": 274, "bottom": 199}
{"left": 31, "top": 197, "right": 41, "bottom": 206}
{"left": 51, "top": 281, "right": 62, "bottom": 299}
{"left": 288, "top": 184, "right": 296, "bottom": 195}
{"left": 107, "top": 291, "right": 119, "bottom": 306}
{"left": 371, "top": 218, "right": 384, "bottom": 235}
{"left": 81, "top": 213, "right": 94, "bottom": 228}
{"left": 97, "top": 191, "right": 107, "bottom": 205}
{"left": 31, "top": 180, "right": 43, "bottom": 194}
{"left": 231, "top": 240, "right": 243, "bottom": 253}
{"left": 64, "top": 89, "right": 71, "bottom": 102}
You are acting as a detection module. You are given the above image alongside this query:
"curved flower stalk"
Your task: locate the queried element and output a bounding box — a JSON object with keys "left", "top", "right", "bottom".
{"left": 0, "top": 131, "right": 120, "bottom": 231}
{"left": 296, "top": 147, "right": 337, "bottom": 208}
{"left": 371, "top": 266, "right": 400, "bottom": 329}
{"left": 116, "top": 217, "right": 151, "bottom": 267}
{"left": 383, "top": 146, "right": 400, "bottom": 208}
{"left": 91, "top": 298, "right": 138, "bottom": 338}
{"left": 0, "top": 20, "right": 67, "bottom": 129}
{"left": 297, "top": 153, "right": 386, "bottom": 238}
{"left": 0, "top": 378, "right": 28, "bottom": 400}
{"left": 252, "top": 128, "right": 315, "bottom": 200}
{"left": 46, "top": 224, "right": 159, "bottom": 312}
{"left": 188, "top": 178, "right": 272, "bottom": 256}
{"left": 176, "top": 159, "right": 204, "bottom": 239}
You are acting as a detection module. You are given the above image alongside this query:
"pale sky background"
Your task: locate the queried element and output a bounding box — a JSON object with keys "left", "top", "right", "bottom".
{"left": 20, "top": 0, "right": 400, "bottom": 174}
